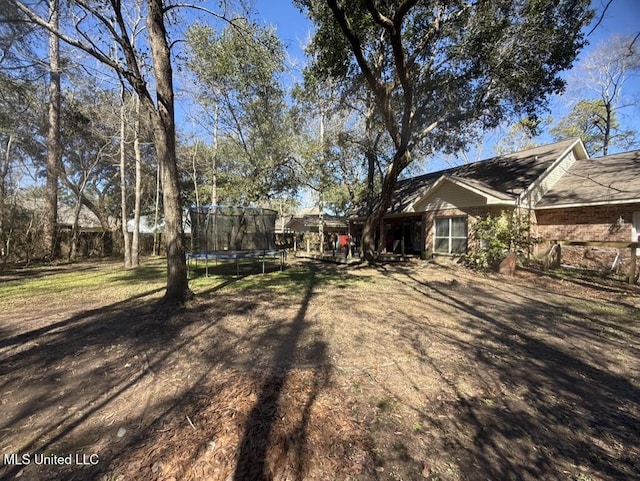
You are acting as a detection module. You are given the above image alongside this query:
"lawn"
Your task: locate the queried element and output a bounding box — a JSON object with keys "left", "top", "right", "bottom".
{"left": 0, "top": 258, "right": 639, "bottom": 481}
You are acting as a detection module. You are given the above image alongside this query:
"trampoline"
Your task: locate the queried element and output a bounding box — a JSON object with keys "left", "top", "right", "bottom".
{"left": 186, "top": 250, "right": 286, "bottom": 277}
{"left": 187, "top": 205, "right": 286, "bottom": 277}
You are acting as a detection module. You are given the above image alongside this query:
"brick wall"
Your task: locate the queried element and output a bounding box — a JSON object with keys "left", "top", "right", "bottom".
{"left": 534, "top": 204, "right": 639, "bottom": 242}
{"left": 419, "top": 203, "right": 640, "bottom": 256}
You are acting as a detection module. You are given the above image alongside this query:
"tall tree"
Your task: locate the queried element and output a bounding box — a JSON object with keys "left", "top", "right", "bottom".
{"left": 292, "top": 79, "right": 377, "bottom": 217}
{"left": 558, "top": 34, "right": 639, "bottom": 156}
{"left": 131, "top": 94, "right": 143, "bottom": 267}
{"left": 57, "top": 81, "right": 119, "bottom": 260}
{"left": 9, "top": 0, "right": 218, "bottom": 302}
{"left": 297, "top": 0, "right": 593, "bottom": 261}
{"left": 119, "top": 83, "right": 133, "bottom": 268}
{"left": 185, "top": 19, "right": 296, "bottom": 205}
{"left": 44, "top": 0, "right": 61, "bottom": 260}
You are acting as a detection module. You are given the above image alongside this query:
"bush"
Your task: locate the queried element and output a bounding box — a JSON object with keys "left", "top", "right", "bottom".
{"left": 464, "top": 210, "right": 538, "bottom": 269}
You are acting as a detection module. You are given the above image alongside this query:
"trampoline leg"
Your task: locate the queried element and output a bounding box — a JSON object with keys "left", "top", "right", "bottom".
{"left": 236, "top": 258, "right": 239, "bottom": 277}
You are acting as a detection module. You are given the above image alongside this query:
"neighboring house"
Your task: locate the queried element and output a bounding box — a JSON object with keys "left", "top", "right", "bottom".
{"left": 285, "top": 206, "right": 348, "bottom": 234}
{"left": 274, "top": 214, "right": 294, "bottom": 235}
{"left": 56, "top": 202, "right": 117, "bottom": 257}
{"left": 350, "top": 138, "right": 640, "bottom": 257}
{"left": 57, "top": 202, "right": 115, "bottom": 233}
{"left": 285, "top": 206, "right": 349, "bottom": 253}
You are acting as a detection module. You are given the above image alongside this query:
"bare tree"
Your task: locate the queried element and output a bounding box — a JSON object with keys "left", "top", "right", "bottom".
{"left": 131, "top": 94, "right": 143, "bottom": 267}
{"left": 119, "top": 83, "right": 133, "bottom": 269}
{"left": 570, "top": 34, "right": 640, "bottom": 155}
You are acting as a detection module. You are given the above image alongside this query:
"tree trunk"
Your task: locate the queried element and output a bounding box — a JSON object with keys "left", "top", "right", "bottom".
{"left": 69, "top": 198, "right": 82, "bottom": 261}
{"left": 153, "top": 159, "right": 161, "bottom": 256}
{"left": 360, "top": 152, "right": 406, "bottom": 263}
{"left": 191, "top": 139, "right": 200, "bottom": 210}
{"left": 120, "top": 84, "right": 132, "bottom": 268}
{"left": 211, "top": 102, "right": 218, "bottom": 206}
{"left": 318, "top": 110, "right": 325, "bottom": 254}
{"left": 147, "top": 0, "right": 190, "bottom": 303}
{"left": 44, "top": 0, "right": 61, "bottom": 261}
{"left": 131, "top": 94, "right": 142, "bottom": 267}
{"left": 0, "top": 135, "right": 12, "bottom": 260}
{"left": 603, "top": 101, "right": 612, "bottom": 156}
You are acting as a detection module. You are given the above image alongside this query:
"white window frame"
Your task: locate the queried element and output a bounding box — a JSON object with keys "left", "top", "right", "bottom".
{"left": 434, "top": 216, "right": 468, "bottom": 254}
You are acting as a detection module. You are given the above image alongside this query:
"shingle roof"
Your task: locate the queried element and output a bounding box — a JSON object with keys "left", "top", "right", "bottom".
{"left": 536, "top": 149, "right": 640, "bottom": 207}
{"left": 370, "top": 138, "right": 581, "bottom": 216}
{"left": 285, "top": 208, "right": 348, "bottom": 231}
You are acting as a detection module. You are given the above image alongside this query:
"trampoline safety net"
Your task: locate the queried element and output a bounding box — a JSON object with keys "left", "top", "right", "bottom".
{"left": 189, "top": 206, "right": 277, "bottom": 253}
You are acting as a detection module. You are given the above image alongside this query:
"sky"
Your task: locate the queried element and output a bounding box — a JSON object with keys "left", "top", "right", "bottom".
{"left": 244, "top": 0, "right": 640, "bottom": 170}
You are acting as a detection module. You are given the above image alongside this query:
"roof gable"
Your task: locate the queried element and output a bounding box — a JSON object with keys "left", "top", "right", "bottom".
{"left": 375, "top": 138, "right": 586, "bottom": 216}
{"left": 410, "top": 175, "right": 516, "bottom": 212}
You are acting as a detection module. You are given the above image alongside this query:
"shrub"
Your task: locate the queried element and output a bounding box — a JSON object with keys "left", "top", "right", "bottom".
{"left": 464, "top": 210, "right": 538, "bottom": 269}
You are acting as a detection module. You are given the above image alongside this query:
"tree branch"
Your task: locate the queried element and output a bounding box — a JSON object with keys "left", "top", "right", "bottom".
{"left": 363, "top": 0, "right": 393, "bottom": 29}
{"left": 326, "top": 0, "right": 400, "bottom": 146}
{"left": 586, "top": 0, "right": 613, "bottom": 37}
{"left": 10, "top": 0, "right": 119, "bottom": 72}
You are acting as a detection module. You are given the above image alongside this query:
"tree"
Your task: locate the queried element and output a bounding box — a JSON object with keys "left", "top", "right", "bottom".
{"left": 550, "top": 99, "right": 635, "bottom": 155}
{"left": 291, "top": 79, "right": 378, "bottom": 217}
{"left": 58, "top": 82, "right": 118, "bottom": 260}
{"left": 296, "top": 0, "right": 593, "bottom": 262}
{"left": 0, "top": 1, "right": 44, "bottom": 80}
{"left": 185, "top": 19, "right": 296, "bottom": 206}
{"left": 0, "top": 70, "right": 50, "bottom": 263}
{"left": 9, "top": 0, "right": 209, "bottom": 302}
{"left": 554, "top": 34, "right": 639, "bottom": 156}
{"left": 493, "top": 117, "right": 551, "bottom": 156}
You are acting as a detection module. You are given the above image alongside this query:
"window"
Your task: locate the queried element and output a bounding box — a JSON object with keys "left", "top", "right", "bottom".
{"left": 434, "top": 217, "right": 468, "bottom": 254}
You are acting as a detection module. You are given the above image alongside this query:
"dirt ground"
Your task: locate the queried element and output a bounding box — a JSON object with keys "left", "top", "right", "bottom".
{"left": 0, "top": 258, "right": 639, "bottom": 481}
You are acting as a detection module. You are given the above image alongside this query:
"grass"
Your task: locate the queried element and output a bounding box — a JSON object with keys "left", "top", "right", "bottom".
{"left": 0, "top": 258, "right": 167, "bottom": 312}
{"left": 190, "top": 262, "right": 379, "bottom": 296}
{"left": 0, "top": 257, "right": 376, "bottom": 314}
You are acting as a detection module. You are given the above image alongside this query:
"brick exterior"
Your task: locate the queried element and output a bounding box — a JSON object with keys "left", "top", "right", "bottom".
{"left": 422, "top": 206, "right": 506, "bottom": 254}
{"left": 534, "top": 204, "right": 640, "bottom": 243}
{"left": 420, "top": 203, "right": 640, "bottom": 259}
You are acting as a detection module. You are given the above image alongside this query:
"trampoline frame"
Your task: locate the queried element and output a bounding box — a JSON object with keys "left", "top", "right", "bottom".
{"left": 186, "top": 249, "right": 286, "bottom": 277}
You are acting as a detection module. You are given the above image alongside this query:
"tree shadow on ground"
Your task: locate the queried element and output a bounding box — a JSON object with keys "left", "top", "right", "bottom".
{"left": 233, "top": 267, "right": 326, "bottom": 480}
{"left": 0, "top": 269, "right": 258, "bottom": 479}
{"left": 389, "top": 267, "right": 639, "bottom": 481}
{"left": 0, "top": 264, "right": 362, "bottom": 481}
{"left": 96, "top": 263, "right": 368, "bottom": 481}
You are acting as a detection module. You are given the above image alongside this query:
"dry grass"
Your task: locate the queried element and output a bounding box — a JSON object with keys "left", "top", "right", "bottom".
{"left": 0, "top": 258, "right": 639, "bottom": 481}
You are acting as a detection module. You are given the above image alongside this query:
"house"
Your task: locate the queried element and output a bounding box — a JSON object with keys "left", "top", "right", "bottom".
{"left": 285, "top": 206, "right": 349, "bottom": 253}
{"left": 350, "top": 138, "right": 640, "bottom": 260}
{"left": 285, "top": 206, "right": 348, "bottom": 235}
